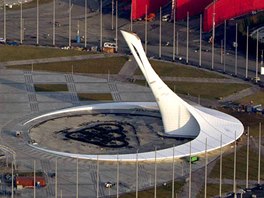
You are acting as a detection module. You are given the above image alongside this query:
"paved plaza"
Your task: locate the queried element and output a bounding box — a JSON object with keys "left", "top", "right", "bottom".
{"left": 0, "top": 1, "right": 263, "bottom": 196}
{"left": 0, "top": 54, "right": 249, "bottom": 197}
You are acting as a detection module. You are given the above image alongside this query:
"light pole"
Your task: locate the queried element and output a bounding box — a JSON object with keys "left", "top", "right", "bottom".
{"left": 159, "top": 7, "right": 162, "bottom": 59}
{"left": 199, "top": 14, "right": 202, "bottom": 67}
{"left": 136, "top": 150, "right": 139, "bottom": 198}
{"left": 176, "top": 31, "right": 179, "bottom": 56}
{"left": 96, "top": 155, "right": 99, "bottom": 198}
{"left": 76, "top": 158, "right": 79, "bottom": 198}
{"left": 22, "top": 18, "right": 25, "bottom": 41}
{"left": 188, "top": 142, "right": 192, "bottom": 198}
{"left": 145, "top": 5, "right": 148, "bottom": 55}
{"left": 36, "top": 0, "right": 39, "bottom": 45}
{"left": 220, "top": 40, "right": 223, "bottom": 64}
{"left": 246, "top": 127, "right": 250, "bottom": 188}
{"left": 33, "top": 160, "right": 36, "bottom": 198}
{"left": 111, "top": 0, "right": 114, "bottom": 30}
{"left": 204, "top": 138, "right": 208, "bottom": 198}
{"left": 154, "top": 147, "right": 157, "bottom": 198}
{"left": 219, "top": 134, "right": 223, "bottom": 197}
{"left": 4, "top": 0, "right": 6, "bottom": 42}
{"left": 211, "top": 0, "right": 216, "bottom": 70}
{"left": 235, "top": 23, "right": 238, "bottom": 76}
{"left": 100, "top": 0, "right": 103, "bottom": 49}
{"left": 130, "top": 1, "right": 133, "bottom": 31}
{"left": 173, "top": 9, "right": 176, "bottom": 61}
{"left": 20, "top": 1, "right": 23, "bottom": 44}
{"left": 69, "top": 0, "right": 72, "bottom": 47}
{"left": 172, "top": 146, "right": 175, "bottom": 198}
{"left": 55, "top": 159, "right": 58, "bottom": 198}
{"left": 186, "top": 12, "right": 189, "bottom": 64}
{"left": 11, "top": 160, "right": 13, "bottom": 198}
{"left": 116, "top": 154, "right": 119, "bottom": 198}
{"left": 258, "top": 123, "right": 261, "bottom": 184}
{"left": 233, "top": 132, "right": 237, "bottom": 197}
{"left": 246, "top": 26, "right": 249, "bottom": 79}
{"left": 84, "top": 0, "right": 87, "bottom": 48}
{"left": 261, "top": 50, "right": 264, "bottom": 73}
{"left": 115, "top": 0, "right": 118, "bottom": 52}
{"left": 53, "top": 0, "right": 56, "bottom": 46}
{"left": 256, "top": 30, "right": 259, "bottom": 83}
{"left": 224, "top": 20, "right": 226, "bottom": 72}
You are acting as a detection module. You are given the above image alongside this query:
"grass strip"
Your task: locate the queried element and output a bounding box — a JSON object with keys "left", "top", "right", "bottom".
{"left": 120, "top": 180, "right": 185, "bottom": 198}
{"left": 0, "top": 45, "right": 88, "bottom": 62}
{"left": 135, "top": 80, "right": 251, "bottom": 100}
{"left": 135, "top": 60, "right": 226, "bottom": 79}
{"left": 77, "top": 93, "right": 113, "bottom": 101}
{"left": 8, "top": 56, "right": 128, "bottom": 74}
{"left": 209, "top": 146, "right": 264, "bottom": 180}
{"left": 34, "top": 84, "right": 68, "bottom": 92}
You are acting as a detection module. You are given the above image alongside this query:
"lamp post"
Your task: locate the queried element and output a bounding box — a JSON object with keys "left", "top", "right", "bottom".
{"left": 3, "top": 0, "right": 6, "bottom": 42}
{"left": 145, "top": 5, "right": 148, "bottom": 55}
{"left": 20, "top": 1, "right": 23, "bottom": 44}
{"left": 235, "top": 23, "right": 238, "bottom": 76}
{"left": 224, "top": 20, "right": 226, "bottom": 73}
{"left": 115, "top": 0, "right": 118, "bottom": 52}
{"left": 53, "top": 0, "right": 56, "bottom": 46}
{"left": 188, "top": 141, "right": 192, "bottom": 198}
{"left": 256, "top": 30, "right": 259, "bottom": 83}
{"left": 68, "top": 0, "right": 72, "bottom": 47}
{"left": 186, "top": 12, "right": 189, "bottom": 64}
{"left": 159, "top": 7, "right": 162, "bottom": 59}
{"left": 36, "top": 0, "right": 39, "bottom": 45}
{"left": 84, "top": 0, "right": 87, "bottom": 48}
{"left": 246, "top": 26, "right": 249, "bottom": 79}
{"left": 233, "top": 132, "right": 237, "bottom": 197}
{"left": 211, "top": 0, "right": 216, "bottom": 70}
{"left": 173, "top": 10, "right": 176, "bottom": 61}
{"left": 100, "top": 0, "right": 103, "bottom": 49}
{"left": 199, "top": 14, "right": 202, "bottom": 67}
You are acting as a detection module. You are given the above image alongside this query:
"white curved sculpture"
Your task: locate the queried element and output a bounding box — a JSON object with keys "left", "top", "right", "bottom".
{"left": 22, "top": 31, "right": 245, "bottom": 162}
{"left": 121, "top": 31, "right": 199, "bottom": 137}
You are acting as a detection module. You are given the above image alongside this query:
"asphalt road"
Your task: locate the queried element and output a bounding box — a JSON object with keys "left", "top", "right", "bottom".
{"left": 0, "top": 0, "right": 262, "bottom": 84}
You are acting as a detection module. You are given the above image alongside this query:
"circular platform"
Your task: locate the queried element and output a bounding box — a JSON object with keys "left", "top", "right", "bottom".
{"left": 20, "top": 102, "right": 244, "bottom": 162}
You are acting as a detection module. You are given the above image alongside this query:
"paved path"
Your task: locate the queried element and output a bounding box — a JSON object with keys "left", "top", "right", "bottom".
{"left": 221, "top": 86, "right": 261, "bottom": 102}
{"left": 118, "top": 56, "right": 138, "bottom": 77}
{"left": 178, "top": 158, "right": 218, "bottom": 197}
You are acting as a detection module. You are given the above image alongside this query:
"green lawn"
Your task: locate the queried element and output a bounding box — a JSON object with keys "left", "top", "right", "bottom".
{"left": 7, "top": 56, "right": 128, "bottom": 74}
{"left": 34, "top": 84, "right": 68, "bottom": 92}
{"left": 209, "top": 146, "right": 264, "bottom": 181}
{"left": 120, "top": 180, "right": 185, "bottom": 198}
{"left": 135, "top": 60, "right": 226, "bottom": 78}
{"left": 237, "top": 90, "right": 264, "bottom": 106}
{"left": 136, "top": 81, "right": 251, "bottom": 100}
{"left": 0, "top": 45, "right": 88, "bottom": 62}
{"left": 77, "top": 93, "right": 113, "bottom": 101}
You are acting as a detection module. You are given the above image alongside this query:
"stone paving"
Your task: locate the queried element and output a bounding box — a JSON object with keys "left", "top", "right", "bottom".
{"left": 0, "top": 56, "right": 259, "bottom": 197}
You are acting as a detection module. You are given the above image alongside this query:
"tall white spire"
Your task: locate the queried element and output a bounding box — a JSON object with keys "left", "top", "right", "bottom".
{"left": 121, "top": 31, "right": 199, "bottom": 137}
